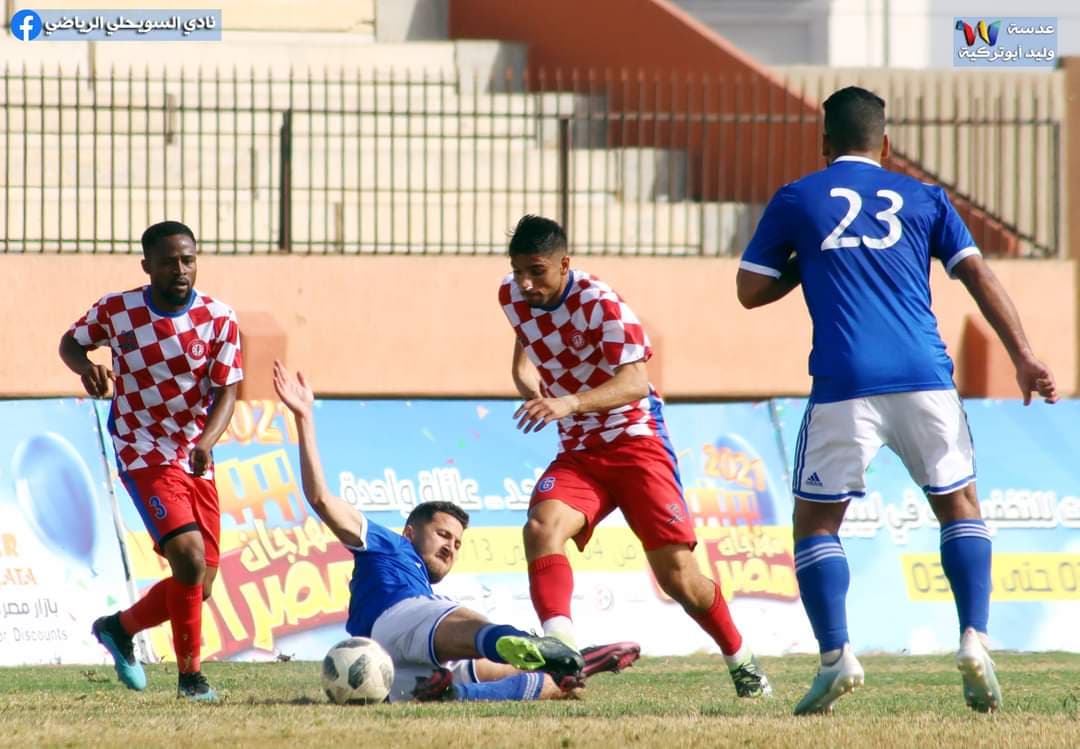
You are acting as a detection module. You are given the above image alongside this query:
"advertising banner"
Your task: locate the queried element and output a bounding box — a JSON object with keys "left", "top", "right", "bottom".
{"left": 101, "top": 397, "right": 814, "bottom": 661}
{"left": 0, "top": 399, "right": 132, "bottom": 666}
{"left": 3, "top": 387, "right": 1073, "bottom": 667}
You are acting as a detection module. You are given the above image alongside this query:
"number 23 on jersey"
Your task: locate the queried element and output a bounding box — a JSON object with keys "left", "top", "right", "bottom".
{"left": 821, "top": 187, "right": 904, "bottom": 251}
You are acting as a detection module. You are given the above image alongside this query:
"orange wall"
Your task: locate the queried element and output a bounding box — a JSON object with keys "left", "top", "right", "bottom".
{"left": 6, "top": 254, "right": 1075, "bottom": 399}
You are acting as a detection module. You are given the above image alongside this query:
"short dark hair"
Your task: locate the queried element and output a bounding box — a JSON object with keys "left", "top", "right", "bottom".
{"left": 823, "top": 86, "right": 886, "bottom": 155}
{"left": 508, "top": 214, "right": 567, "bottom": 256}
{"left": 405, "top": 501, "right": 470, "bottom": 530}
{"left": 141, "top": 220, "right": 196, "bottom": 257}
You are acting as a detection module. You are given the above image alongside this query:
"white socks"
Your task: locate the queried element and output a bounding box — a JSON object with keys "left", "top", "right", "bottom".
{"left": 723, "top": 642, "right": 751, "bottom": 669}
{"left": 541, "top": 616, "right": 576, "bottom": 649}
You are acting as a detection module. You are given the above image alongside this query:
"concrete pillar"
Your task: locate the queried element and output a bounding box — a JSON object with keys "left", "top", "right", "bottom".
{"left": 237, "top": 311, "right": 287, "bottom": 400}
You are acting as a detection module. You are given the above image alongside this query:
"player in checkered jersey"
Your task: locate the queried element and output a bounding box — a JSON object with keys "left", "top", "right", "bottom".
{"left": 499, "top": 215, "right": 771, "bottom": 698}
{"left": 59, "top": 221, "right": 242, "bottom": 702}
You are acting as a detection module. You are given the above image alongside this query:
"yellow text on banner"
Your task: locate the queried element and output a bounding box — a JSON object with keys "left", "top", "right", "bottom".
{"left": 902, "top": 552, "right": 1080, "bottom": 601}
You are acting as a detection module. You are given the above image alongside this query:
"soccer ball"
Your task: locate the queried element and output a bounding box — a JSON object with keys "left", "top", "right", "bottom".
{"left": 321, "top": 637, "right": 395, "bottom": 704}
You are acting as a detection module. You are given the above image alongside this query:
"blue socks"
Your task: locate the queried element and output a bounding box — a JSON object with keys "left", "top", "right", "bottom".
{"left": 456, "top": 672, "right": 545, "bottom": 701}
{"left": 794, "top": 520, "right": 991, "bottom": 654}
{"left": 475, "top": 623, "right": 530, "bottom": 664}
{"left": 940, "top": 519, "right": 992, "bottom": 634}
{"left": 794, "top": 535, "right": 850, "bottom": 653}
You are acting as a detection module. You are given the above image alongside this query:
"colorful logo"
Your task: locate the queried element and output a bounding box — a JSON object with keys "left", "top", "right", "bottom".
{"left": 538, "top": 476, "right": 555, "bottom": 492}
{"left": 955, "top": 19, "right": 1001, "bottom": 46}
{"left": 9, "top": 10, "right": 43, "bottom": 41}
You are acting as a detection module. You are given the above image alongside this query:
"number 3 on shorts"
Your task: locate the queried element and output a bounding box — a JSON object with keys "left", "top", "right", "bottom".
{"left": 148, "top": 495, "right": 167, "bottom": 520}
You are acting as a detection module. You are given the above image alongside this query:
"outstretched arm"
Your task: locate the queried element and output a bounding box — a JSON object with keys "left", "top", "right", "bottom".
{"left": 272, "top": 360, "right": 367, "bottom": 546}
{"left": 952, "top": 255, "right": 1058, "bottom": 405}
{"left": 511, "top": 338, "right": 542, "bottom": 400}
{"left": 514, "top": 360, "right": 649, "bottom": 433}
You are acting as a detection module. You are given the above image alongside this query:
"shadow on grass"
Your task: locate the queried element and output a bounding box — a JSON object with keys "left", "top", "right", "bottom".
{"left": 241, "top": 696, "right": 330, "bottom": 706}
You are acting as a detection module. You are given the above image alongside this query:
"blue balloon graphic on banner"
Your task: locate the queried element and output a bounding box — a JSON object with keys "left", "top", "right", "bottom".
{"left": 11, "top": 432, "right": 100, "bottom": 573}
{"left": 701, "top": 432, "right": 780, "bottom": 525}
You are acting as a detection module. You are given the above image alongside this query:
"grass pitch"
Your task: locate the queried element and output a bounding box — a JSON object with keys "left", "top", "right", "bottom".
{"left": 1, "top": 653, "right": 1078, "bottom": 748}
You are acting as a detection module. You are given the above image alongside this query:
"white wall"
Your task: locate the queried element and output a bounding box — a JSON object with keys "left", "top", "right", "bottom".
{"left": 673, "top": 0, "right": 831, "bottom": 64}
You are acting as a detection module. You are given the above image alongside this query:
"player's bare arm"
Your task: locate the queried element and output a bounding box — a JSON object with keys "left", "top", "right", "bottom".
{"left": 272, "top": 360, "right": 367, "bottom": 547}
{"left": 58, "top": 332, "right": 114, "bottom": 398}
{"left": 514, "top": 359, "right": 649, "bottom": 433}
{"left": 190, "top": 382, "right": 239, "bottom": 476}
{"left": 735, "top": 256, "right": 801, "bottom": 309}
{"left": 511, "top": 338, "right": 543, "bottom": 400}
{"left": 952, "top": 255, "right": 1058, "bottom": 405}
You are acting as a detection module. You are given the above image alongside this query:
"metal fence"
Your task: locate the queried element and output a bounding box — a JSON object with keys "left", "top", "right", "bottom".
{"left": 0, "top": 65, "right": 1063, "bottom": 256}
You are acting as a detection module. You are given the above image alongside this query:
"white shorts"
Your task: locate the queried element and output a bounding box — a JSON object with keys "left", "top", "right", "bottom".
{"left": 370, "top": 595, "right": 480, "bottom": 702}
{"left": 792, "top": 389, "right": 975, "bottom": 502}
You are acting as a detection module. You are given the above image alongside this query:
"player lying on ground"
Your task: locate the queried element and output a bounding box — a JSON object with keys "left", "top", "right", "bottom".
{"left": 499, "top": 215, "right": 770, "bottom": 698}
{"left": 272, "top": 361, "right": 640, "bottom": 702}
{"left": 737, "top": 85, "right": 1058, "bottom": 715}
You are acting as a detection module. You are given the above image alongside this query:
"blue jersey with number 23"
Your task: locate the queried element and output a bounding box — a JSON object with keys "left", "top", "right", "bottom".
{"left": 740, "top": 155, "right": 981, "bottom": 403}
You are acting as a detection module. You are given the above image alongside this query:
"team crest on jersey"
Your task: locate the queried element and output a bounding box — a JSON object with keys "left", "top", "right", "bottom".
{"left": 117, "top": 331, "right": 138, "bottom": 352}
{"left": 185, "top": 338, "right": 208, "bottom": 359}
{"left": 538, "top": 476, "right": 556, "bottom": 492}
{"left": 568, "top": 331, "right": 587, "bottom": 350}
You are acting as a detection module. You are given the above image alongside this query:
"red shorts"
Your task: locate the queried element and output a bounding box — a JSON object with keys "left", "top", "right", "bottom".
{"left": 120, "top": 465, "right": 221, "bottom": 566}
{"left": 530, "top": 436, "right": 697, "bottom": 552}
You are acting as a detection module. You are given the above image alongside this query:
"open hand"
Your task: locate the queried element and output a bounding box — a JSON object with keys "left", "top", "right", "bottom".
{"left": 273, "top": 359, "right": 315, "bottom": 419}
{"left": 514, "top": 395, "right": 578, "bottom": 433}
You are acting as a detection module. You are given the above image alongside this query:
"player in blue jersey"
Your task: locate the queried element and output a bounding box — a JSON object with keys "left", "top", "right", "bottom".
{"left": 272, "top": 361, "right": 639, "bottom": 702}
{"left": 736, "top": 86, "right": 1058, "bottom": 715}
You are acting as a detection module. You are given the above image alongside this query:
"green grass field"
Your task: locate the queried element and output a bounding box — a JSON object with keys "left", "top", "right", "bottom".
{"left": 1, "top": 653, "right": 1078, "bottom": 748}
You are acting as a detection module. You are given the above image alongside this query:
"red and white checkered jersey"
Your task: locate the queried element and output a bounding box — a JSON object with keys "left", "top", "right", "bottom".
{"left": 499, "top": 270, "right": 665, "bottom": 452}
{"left": 68, "top": 286, "right": 243, "bottom": 477}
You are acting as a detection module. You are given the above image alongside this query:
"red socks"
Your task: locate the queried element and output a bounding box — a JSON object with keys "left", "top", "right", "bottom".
{"left": 689, "top": 581, "right": 744, "bottom": 656}
{"left": 119, "top": 578, "right": 171, "bottom": 635}
{"left": 528, "top": 554, "right": 574, "bottom": 621}
{"left": 166, "top": 580, "right": 204, "bottom": 674}
{"left": 118, "top": 576, "right": 206, "bottom": 673}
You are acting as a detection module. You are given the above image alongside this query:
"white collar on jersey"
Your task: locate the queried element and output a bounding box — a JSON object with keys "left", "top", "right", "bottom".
{"left": 832, "top": 155, "right": 881, "bottom": 167}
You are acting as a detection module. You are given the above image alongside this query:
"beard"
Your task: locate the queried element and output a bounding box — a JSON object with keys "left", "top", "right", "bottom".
{"left": 158, "top": 281, "right": 192, "bottom": 306}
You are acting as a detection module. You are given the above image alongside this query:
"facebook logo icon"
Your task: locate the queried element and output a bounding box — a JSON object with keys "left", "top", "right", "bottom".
{"left": 10, "top": 9, "right": 43, "bottom": 41}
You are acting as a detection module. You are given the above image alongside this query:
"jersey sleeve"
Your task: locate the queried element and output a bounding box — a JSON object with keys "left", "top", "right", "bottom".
{"left": 930, "top": 188, "right": 980, "bottom": 277}
{"left": 345, "top": 520, "right": 402, "bottom": 554}
{"left": 740, "top": 186, "right": 796, "bottom": 278}
{"left": 68, "top": 296, "right": 113, "bottom": 349}
{"left": 592, "top": 296, "right": 651, "bottom": 369}
{"left": 341, "top": 512, "right": 370, "bottom": 552}
{"left": 209, "top": 308, "right": 244, "bottom": 387}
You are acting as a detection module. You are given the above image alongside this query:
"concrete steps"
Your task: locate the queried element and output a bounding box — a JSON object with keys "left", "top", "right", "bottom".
{"left": 1, "top": 141, "right": 695, "bottom": 198}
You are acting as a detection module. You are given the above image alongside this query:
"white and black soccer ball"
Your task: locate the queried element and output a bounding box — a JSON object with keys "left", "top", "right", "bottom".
{"left": 321, "top": 637, "right": 395, "bottom": 704}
